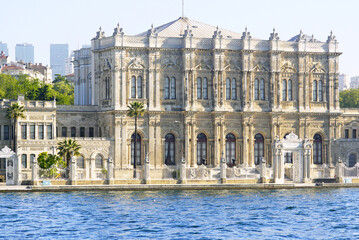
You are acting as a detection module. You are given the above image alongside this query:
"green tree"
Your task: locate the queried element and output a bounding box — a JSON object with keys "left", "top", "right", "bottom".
{"left": 127, "top": 101, "right": 145, "bottom": 178}
{"left": 37, "top": 152, "right": 65, "bottom": 178}
{"left": 340, "top": 89, "right": 359, "bottom": 108}
{"left": 6, "top": 102, "right": 25, "bottom": 151}
{"left": 57, "top": 139, "right": 81, "bottom": 167}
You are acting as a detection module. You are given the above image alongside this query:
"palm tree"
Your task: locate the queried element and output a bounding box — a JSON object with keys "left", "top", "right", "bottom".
{"left": 127, "top": 101, "right": 145, "bottom": 178}
{"left": 57, "top": 139, "right": 81, "bottom": 168}
{"left": 6, "top": 102, "right": 25, "bottom": 151}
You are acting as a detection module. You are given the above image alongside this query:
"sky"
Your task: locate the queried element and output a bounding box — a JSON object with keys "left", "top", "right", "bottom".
{"left": 1, "top": 0, "right": 358, "bottom": 76}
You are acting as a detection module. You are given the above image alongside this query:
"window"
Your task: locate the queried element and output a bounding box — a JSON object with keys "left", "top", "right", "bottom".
{"left": 203, "top": 77, "right": 208, "bottom": 99}
{"left": 131, "top": 76, "right": 136, "bottom": 98}
{"left": 77, "top": 155, "right": 85, "bottom": 168}
{"left": 164, "top": 76, "right": 176, "bottom": 99}
{"left": 170, "top": 77, "right": 176, "bottom": 99}
{"left": 349, "top": 153, "right": 357, "bottom": 167}
{"left": 21, "top": 125, "right": 27, "bottom": 139}
{"left": 313, "top": 80, "right": 317, "bottom": 101}
{"left": 197, "top": 133, "right": 207, "bottom": 165}
{"left": 131, "top": 76, "right": 142, "bottom": 99}
{"left": 21, "top": 154, "right": 27, "bottom": 169}
{"left": 284, "top": 152, "right": 293, "bottom": 163}
{"left": 89, "top": 127, "right": 94, "bottom": 137}
{"left": 345, "top": 129, "right": 349, "bottom": 138}
{"left": 282, "top": 79, "right": 287, "bottom": 101}
{"left": 105, "top": 77, "right": 110, "bottom": 99}
{"left": 353, "top": 129, "right": 357, "bottom": 139}
{"left": 232, "top": 78, "right": 237, "bottom": 100}
{"left": 288, "top": 79, "right": 292, "bottom": 101}
{"left": 38, "top": 125, "right": 44, "bottom": 139}
{"left": 4, "top": 125, "right": 9, "bottom": 140}
{"left": 164, "top": 133, "right": 175, "bottom": 165}
{"left": 226, "top": 133, "right": 236, "bottom": 165}
{"left": 0, "top": 158, "right": 5, "bottom": 169}
{"left": 197, "top": 77, "right": 208, "bottom": 100}
{"left": 80, "top": 127, "right": 85, "bottom": 137}
{"left": 30, "top": 154, "right": 35, "bottom": 165}
{"left": 226, "top": 78, "right": 237, "bottom": 100}
{"left": 226, "top": 78, "right": 231, "bottom": 100}
{"left": 62, "top": 127, "right": 67, "bottom": 137}
{"left": 47, "top": 125, "right": 52, "bottom": 139}
{"left": 30, "top": 125, "right": 35, "bottom": 139}
{"left": 95, "top": 154, "right": 103, "bottom": 168}
{"left": 99, "top": 127, "right": 102, "bottom": 137}
{"left": 260, "top": 78, "right": 265, "bottom": 100}
{"left": 254, "top": 78, "right": 259, "bottom": 100}
{"left": 197, "top": 77, "right": 202, "bottom": 99}
{"left": 254, "top": 133, "right": 264, "bottom": 165}
{"left": 318, "top": 80, "right": 323, "bottom": 101}
{"left": 137, "top": 76, "right": 142, "bottom": 98}
{"left": 313, "top": 134, "right": 322, "bottom": 164}
{"left": 165, "top": 76, "right": 170, "bottom": 99}
{"left": 131, "top": 133, "right": 141, "bottom": 165}
{"left": 71, "top": 127, "right": 76, "bottom": 137}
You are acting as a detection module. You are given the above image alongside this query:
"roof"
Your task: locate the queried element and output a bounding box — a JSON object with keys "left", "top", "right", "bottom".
{"left": 1, "top": 65, "right": 23, "bottom": 71}
{"left": 135, "top": 17, "right": 243, "bottom": 39}
{"left": 288, "top": 32, "right": 321, "bottom": 42}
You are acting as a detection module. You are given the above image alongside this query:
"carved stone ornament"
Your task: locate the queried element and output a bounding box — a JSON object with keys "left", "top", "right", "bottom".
{"left": 183, "top": 25, "right": 193, "bottom": 38}
{"left": 95, "top": 26, "right": 105, "bottom": 39}
{"left": 281, "top": 62, "right": 296, "bottom": 73}
{"left": 303, "top": 138, "right": 312, "bottom": 149}
{"left": 147, "top": 24, "right": 157, "bottom": 37}
{"left": 128, "top": 58, "right": 145, "bottom": 69}
{"left": 269, "top": 28, "right": 279, "bottom": 41}
{"left": 241, "top": 27, "right": 251, "bottom": 40}
{"left": 310, "top": 62, "right": 326, "bottom": 73}
{"left": 113, "top": 23, "right": 124, "bottom": 36}
{"left": 7, "top": 172, "right": 13, "bottom": 180}
{"left": 0, "top": 146, "right": 15, "bottom": 158}
{"left": 327, "top": 31, "right": 337, "bottom": 43}
{"left": 212, "top": 26, "right": 223, "bottom": 39}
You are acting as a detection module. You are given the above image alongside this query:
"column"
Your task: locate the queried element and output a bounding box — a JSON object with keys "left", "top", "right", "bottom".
{"left": 121, "top": 68, "right": 127, "bottom": 109}
{"left": 107, "top": 157, "right": 114, "bottom": 185}
{"left": 214, "top": 121, "right": 219, "bottom": 167}
{"left": 213, "top": 71, "right": 219, "bottom": 109}
{"left": 191, "top": 122, "right": 196, "bottom": 167}
{"left": 242, "top": 121, "right": 248, "bottom": 166}
{"left": 155, "top": 70, "right": 161, "bottom": 109}
{"left": 270, "top": 72, "right": 275, "bottom": 109}
{"left": 184, "top": 70, "right": 189, "bottom": 110}
{"left": 90, "top": 158, "right": 95, "bottom": 180}
{"left": 249, "top": 72, "right": 253, "bottom": 109}
{"left": 184, "top": 122, "right": 190, "bottom": 167}
{"left": 31, "top": 155, "right": 38, "bottom": 186}
{"left": 220, "top": 71, "right": 224, "bottom": 107}
{"left": 70, "top": 156, "right": 77, "bottom": 185}
{"left": 179, "top": 157, "right": 187, "bottom": 184}
{"left": 191, "top": 71, "right": 195, "bottom": 109}
{"left": 242, "top": 71, "right": 247, "bottom": 110}
{"left": 248, "top": 124, "right": 254, "bottom": 166}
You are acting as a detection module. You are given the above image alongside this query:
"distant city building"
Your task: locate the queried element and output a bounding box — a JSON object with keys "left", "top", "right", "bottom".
{"left": 15, "top": 43, "right": 34, "bottom": 63}
{"left": 65, "top": 51, "right": 74, "bottom": 75}
{"left": 350, "top": 76, "right": 359, "bottom": 89}
{"left": 0, "top": 42, "right": 8, "bottom": 56}
{"left": 0, "top": 51, "right": 9, "bottom": 66}
{"left": 50, "top": 44, "right": 69, "bottom": 79}
{"left": 339, "top": 74, "right": 351, "bottom": 91}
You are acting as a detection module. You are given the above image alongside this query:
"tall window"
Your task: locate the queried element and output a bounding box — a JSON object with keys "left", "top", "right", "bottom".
{"left": 164, "top": 133, "right": 175, "bottom": 165}
{"left": 197, "top": 77, "right": 208, "bottom": 99}
{"left": 21, "top": 154, "right": 27, "bottom": 169}
{"left": 203, "top": 77, "right": 208, "bottom": 99}
{"left": 4, "top": 125, "right": 9, "bottom": 140}
{"left": 137, "top": 76, "right": 142, "bottom": 98}
{"left": 226, "top": 78, "right": 237, "bottom": 100}
{"left": 38, "top": 125, "right": 44, "bottom": 139}
{"left": 131, "top": 76, "right": 136, "bottom": 98}
{"left": 318, "top": 80, "right": 323, "bottom": 101}
{"left": 282, "top": 79, "right": 287, "bottom": 101}
{"left": 71, "top": 127, "right": 76, "bottom": 137}
{"left": 165, "top": 76, "right": 170, "bottom": 99}
{"left": 77, "top": 155, "right": 85, "bottom": 168}
{"left": 349, "top": 153, "right": 357, "bottom": 167}
{"left": 313, "top": 80, "right": 317, "bottom": 101}
{"left": 21, "top": 125, "right": 27, "bottom": 139}
{"left": 197, "top": 133, "right": 207, "bottom": 165}
{"left": 47, "top": 125, "right": 52, "bottom": 139}
{"left": 105, "top": 77, "right": 110, "bottom": 99}
{"left": 232, "top": 78, "right": 237, "bottom": 100}
{"left": 313, "top": 134, "right": 322, "bottom": 164}
{"left": 80, "top": 127, "right": 85, "bottom": 137}
{"left": 254, "top": 133, "right": 264, "bottom": 165}
{"left": 254, "top": 78, "right": 259, "bottom": 100}
{"left": 62, "top": 127, "right": 67, "bottom": 137}
{"left": 226, "top": 78, "right": 231, "bottom": 100}
{"left": 164, "top": 76, "right": 176, "bottom": 99}
{"left": 345, "top": 129, "right": 349, "bottom": 138}
{"left": 288, "top": 79, "right": 292, "bottom": 101}
{"left": 89, "top": 127, "right": 94, "bottom": 137}
{"left": 30, "top": 125, "right": 35, "bottom": 139}
{"left": 260, "top": 78, "right": 265, "bottom": 100}
{"left": 95, "top": 154, "right": 103, "bottom": 168}
{"left": 131, "top": 133, "right": 141, "bottom": 165}
{"left": 226, "top": 133, "right": 236, "bottom": 165}
{"left": 353, "top": 129, "right": 357, "bottom": 139}
{"left": 284, "top": 152, "right": 293, "bottom": 163}
{"left": 197, "top": 77, "right": 202, "bottom": 99}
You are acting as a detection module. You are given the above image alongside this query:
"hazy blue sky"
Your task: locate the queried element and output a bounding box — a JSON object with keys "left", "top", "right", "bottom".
{"left": 1, "top": 0, "right": 358, "bottom": 75}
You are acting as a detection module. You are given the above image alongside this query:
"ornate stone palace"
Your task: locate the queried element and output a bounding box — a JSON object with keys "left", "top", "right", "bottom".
{"left": 1, "top": 17, "right": 359, "bottom": 185}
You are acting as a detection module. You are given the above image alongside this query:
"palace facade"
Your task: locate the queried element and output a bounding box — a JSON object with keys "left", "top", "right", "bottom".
{"left": 2, "top": 17, "right": 359, "bottom": 185}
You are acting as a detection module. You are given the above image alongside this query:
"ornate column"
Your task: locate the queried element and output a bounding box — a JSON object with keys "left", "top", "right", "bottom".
{"left": 270, "top": 71, "right": 276, "bottom": 110}
{"left": 213, "top": 70, "right": 219, "bottom": 110}
{"left": 242, "top": 119, "right": 248, "bottom": 166}
{"left": 179, "top": 157, "right": 187, "bottom": 184}
{"left": 242, "top": 71, "right": 247, "bottom": 110}
{"left": 249, "top": 72, "right": 253, "bottom": 109}
{"left": 191, "top": 71, "right": 195, "bottom": 109}
{"left": 220, "top": 153, "right": 227, "bottom": 183}
{"left": 107, "top": 157, "right": 114, "bottom": 184}
{"left": 70, "top": 156, "right": 77, "bottom": 185}
{"left": 184, "top": 70, "right": 190, "bottom": 110}
{"left": 248, "top": 122, "right": 254, "bottom": 166}
{"left": 219, "top": 71, "right": 224, "bottom": 107}
{"left": 90, "top": 157, "right": 95, "bottom": 180}
{"left": 31, "top": 154, "right": 38, "bottom": 186}
{"left": 214, "top": 121, "right": 220, "bottom": 167}
{"left": 303, "top": 139, "right": 312, "bottom": 182}
{"left": 184, "top": 121, "right": 190, "bottom": 167}
{"left": 191, "top": 121, "right": 196, "bottom": 167}
{"left": 143, "top": 153, "right": 150, "bottom": 184}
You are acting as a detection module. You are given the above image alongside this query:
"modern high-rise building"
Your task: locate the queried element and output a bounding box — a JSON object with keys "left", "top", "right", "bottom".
{"left": 65, "top": 51, "right": 74, "bottom": 75}
{"left": 339, "top": 74, "right": 351, "bottom": 91}
{"left": 15, "top": 43, "right": 34, "bottom": 63}
{"left": 50, "top": 44, "right": 69, "bottom": 79}
{"left": 0, "top": 41, "right": 8, "bottom": 56}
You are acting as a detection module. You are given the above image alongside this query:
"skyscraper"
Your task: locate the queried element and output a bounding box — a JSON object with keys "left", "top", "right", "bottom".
{"left": 50, "top": 44, "right": 69, "bottom": 79}
{"left": 0, "top": 41, "right": 8, "bottom": 56}
{"left": 15, "top": 43, "right": 34, "bottom": 63}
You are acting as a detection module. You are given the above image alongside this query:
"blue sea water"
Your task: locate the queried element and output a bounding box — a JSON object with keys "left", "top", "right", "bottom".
{"left": 0, "top": 188, "right": 358, "bottom": 239}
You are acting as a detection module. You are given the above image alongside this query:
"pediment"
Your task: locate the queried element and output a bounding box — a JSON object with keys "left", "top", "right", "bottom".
{"left": 281, "top": 62, "right": 297, "bottom": 73}
{"left": 251, "top": 63, "right": 269, "bottom": 72}
{"left": 310, "top": 63, "right": 326, "bottom": 73}
{"left": 128, "top": 58, "right": 145, "bottom": 69}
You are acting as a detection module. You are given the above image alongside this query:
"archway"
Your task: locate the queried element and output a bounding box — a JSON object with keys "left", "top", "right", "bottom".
{"left": 0, "top": 146, "right": 17, "bottom": 185}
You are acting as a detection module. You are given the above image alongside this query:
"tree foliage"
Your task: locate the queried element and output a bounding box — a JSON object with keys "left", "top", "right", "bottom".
{"left": 57, "top": 139, "right": 81, "bottom": 167}
{"left": 340, "top": 89, "right": 359, "bottom": 108}
{"left": 0, "top": 74, "right": 74, "bottom": 105}
{"left": 6, "top": 102, "right": 25, "bottom": 151}
{"left": 37, "top": 152, "right": 63, "bottom": 169}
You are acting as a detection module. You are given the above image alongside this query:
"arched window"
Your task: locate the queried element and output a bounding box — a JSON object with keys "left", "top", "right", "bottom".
{"left": 318, "top": 80, "right": 323, "bottom": 101}
{"left": 165, "top": 133, "right": 175, "bottom": 165}
{"left": 203, "top": 77, "right": 208, "bottom": 99}
{"left": 313, "top": 80, "right": 317, "bottom": 101}
{"left": 197, "top": 133, "right": 207, "bottom": 165}
{"left": 131, "top": 133, "right": 141, "bottom": 165}
{"left": 95, "top": 154, "right": 103, "bottom": 168}
{"left": 282, "top": 79, "right": 287, "bottom": 101}
{"left": 137, "top": 76, "right": 142, "bottom": 98}
{"left": 77, "top": 155, "right": 85, "bottom": 169}
{"left": 62, "top": 127, "right": 67, "bottom": 137}
{"left": 164, "top": 76, "right": 170, "bottom": 99}
{"left": 288, "top": 79, "right": 292, "bottom": 101}
{"left": 226, "top": 133, "right": 236, "bottom": 165}
{"left": 349, "top": 154, "right": 357, "bottom": 167}
{"left": 71, "top": 127, "right": 76, "bottom": 137}
{"left": 254, "top": 134, "right": 264, "bottom": 165}
{"left": 80, "top": 127, "right": 85, "bottom": 137}
{"left": 197, "top": 77, "right": 202, "bottom": 99}
{"left": 313, "top": 134, "right": 322, "bottom": 164}
{"left": 170, "top": 77, "right": 176, "bottom": 99}
{"left": 226, "top": 78, "right": 231, "bottom": 100}
{"left": 131, "top": 76, "right": 136, "bottom": 98}
{"left": 21, "top": 154, "right": 27, "bottom": 169}
{"left": 232, "top": 78, "right": 237, "bottom": 100}
{"left": 254, "top": 78, "right": 259, "bottom": 100}
{"left": 260, "top": 78, "right": 265, "bottom": 100}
